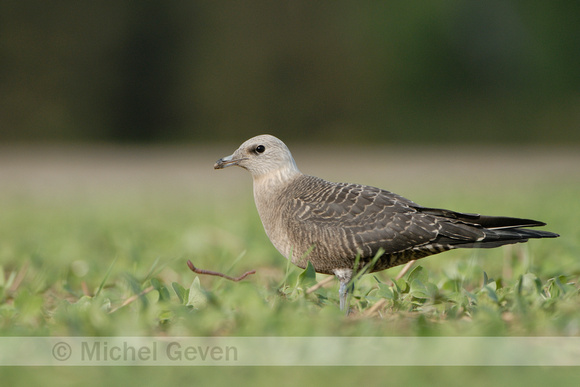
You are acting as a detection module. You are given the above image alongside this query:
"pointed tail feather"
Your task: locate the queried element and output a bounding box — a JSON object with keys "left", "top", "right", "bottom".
{"left": 417, "top": 206, "right": 553, "bottom": 230}
{"left": 471, "top": 215, "right": 547, "bottom": 230}
{"left": 454, "top": 227, "right": 559, "bottom": 249}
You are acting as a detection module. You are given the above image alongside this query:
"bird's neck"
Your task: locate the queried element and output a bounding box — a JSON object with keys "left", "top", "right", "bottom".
{"left": 252, "top": 165, "right": 300, "bottom": 220}
{"left": 252, "top": 163, "right": 301, "bottom": 193}
{"left": 251, "top": 166, "right": 301, "bottom": 261}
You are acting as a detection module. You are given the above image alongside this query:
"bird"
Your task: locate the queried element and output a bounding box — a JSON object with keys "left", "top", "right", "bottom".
{"left": 214, "top": 134, "right": 559, "bottom": 311}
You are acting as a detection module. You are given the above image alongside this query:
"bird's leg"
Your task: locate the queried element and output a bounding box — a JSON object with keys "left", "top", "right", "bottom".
{"left": 339, "top": 281, "right": 348, "bottom": 312}
{"left": 334, "top": 268, "right": 353, "bottom": 313}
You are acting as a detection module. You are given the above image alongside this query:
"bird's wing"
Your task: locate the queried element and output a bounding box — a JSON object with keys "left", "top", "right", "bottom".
{"left": 288, "top": 178, "right": 472, "bottom": 258}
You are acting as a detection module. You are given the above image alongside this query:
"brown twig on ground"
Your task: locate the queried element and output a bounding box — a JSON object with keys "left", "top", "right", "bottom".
{"left": 395, "top": 259, "right": 416, "bottom": 280}
{"left": 187, "top": 260, "right": 256, "bottom": 282}
{"left": 363, "top": 298, "right": 388, "bottom": 317}
{"left": 306, "top": 275, "right": 335, "bottom": 294}
{"left": 9, "top": 261, "right": 29, "bottom": 293}
{"left": 81, "top": 281, "right": 91, "bottom": 297}
{"left": 109, "top": 285, "right": 155, "bottom": 314}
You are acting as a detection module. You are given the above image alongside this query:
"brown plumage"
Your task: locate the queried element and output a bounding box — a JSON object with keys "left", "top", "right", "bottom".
{"left": 214, "top": 135, "right": 559, "bottom": 310}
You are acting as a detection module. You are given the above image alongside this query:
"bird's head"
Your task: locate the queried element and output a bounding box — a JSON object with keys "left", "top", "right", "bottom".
{"left": 214, "top": 135, "right": 300, "bottom": 180}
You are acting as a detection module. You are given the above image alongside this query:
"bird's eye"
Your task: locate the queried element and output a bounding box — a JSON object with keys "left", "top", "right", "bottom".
{"left": 255, "top": 145, "right": 265, "bottom": 154}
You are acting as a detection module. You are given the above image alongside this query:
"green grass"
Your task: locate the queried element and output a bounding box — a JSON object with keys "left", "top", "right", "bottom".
{"left": 1, "top": 189, "right": 577, "bottom": 337}
{"left": 1, "top": 176, "right": 578, "bottom": 337}
{"left": 0, "top": 146, "right": 579, "bottom": 385}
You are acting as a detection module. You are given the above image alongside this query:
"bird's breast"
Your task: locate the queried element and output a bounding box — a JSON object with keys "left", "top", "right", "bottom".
{"left": 253, "top": 184, "right": 295, "bottom": 260}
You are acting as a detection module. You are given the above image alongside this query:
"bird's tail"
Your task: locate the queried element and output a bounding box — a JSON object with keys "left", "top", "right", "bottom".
{"left": 459, "top": 227, "right": 559, "bottom": 249}
{"left": 418, "top": 206, "right": 559, "bottom": 248}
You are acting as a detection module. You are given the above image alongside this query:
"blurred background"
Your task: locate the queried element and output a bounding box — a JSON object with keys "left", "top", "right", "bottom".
{"left": 1, "top": 1, "right": 579, "bottom": 145}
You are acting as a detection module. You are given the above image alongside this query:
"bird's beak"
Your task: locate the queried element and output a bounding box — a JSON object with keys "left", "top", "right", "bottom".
{"left": 214, "top": 154, "right": 247, "bottom": 169}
